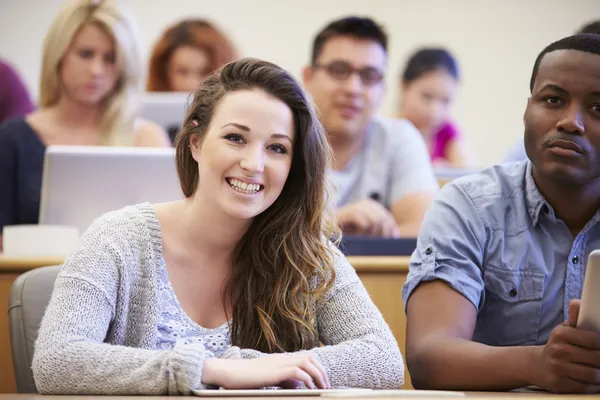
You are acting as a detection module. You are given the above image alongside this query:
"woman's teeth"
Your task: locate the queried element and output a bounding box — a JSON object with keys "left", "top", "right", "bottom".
{"left": 227, "top": 178, "right": 262, "bottom": 194}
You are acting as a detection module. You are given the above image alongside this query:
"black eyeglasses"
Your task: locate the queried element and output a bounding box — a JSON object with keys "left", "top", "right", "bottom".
{"left": 313, "top": 61, "right": 384, "bottom": 86}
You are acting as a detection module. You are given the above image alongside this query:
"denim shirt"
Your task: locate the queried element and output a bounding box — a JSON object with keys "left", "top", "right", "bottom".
{"left": 402, "top": 160, "right": 600, "bottom": 346}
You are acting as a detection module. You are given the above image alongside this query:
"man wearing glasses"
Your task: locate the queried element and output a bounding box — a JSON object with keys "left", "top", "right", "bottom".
{"left": 303, "top": 16, "right": 438, "bottom": 238}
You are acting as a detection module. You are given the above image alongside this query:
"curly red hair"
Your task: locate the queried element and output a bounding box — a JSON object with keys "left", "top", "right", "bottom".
{"left": 147, "top": 19, "right": 237, "bottom": 91}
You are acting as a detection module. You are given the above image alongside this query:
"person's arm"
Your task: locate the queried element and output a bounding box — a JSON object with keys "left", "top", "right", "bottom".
{"left": 0, "top": 61, "right": 35, "bottom": 122}
{"left": 388, "top": 121, "right": 438, "bottom": 236}
{"left": 32, "top": 213, "right": 213, "bottom": 395}
{"left": 0, "top": 127, "right": 18, "bottom": 252}
{"left": 337, "top": 199, "right": 400, "bottom": 237}
{"left": 406, "top": 280, "right": 539, "bottom": 390}
{"left": 390, "top": 192, "right": 435, "bottom": 237}
{"left": 133, "top": 119, "right": 172, "bottom": 147}
{"left": 409, "top": 283, "right": 600, "bottom": 393}
{"left": 221, "top": 250, "right": 404, "bottom": 389}
{"left": 402, "top": 181, "right": 518, "bottom": 390}
{"left": 444, "top": 138, "right": 476, "bottom": 169}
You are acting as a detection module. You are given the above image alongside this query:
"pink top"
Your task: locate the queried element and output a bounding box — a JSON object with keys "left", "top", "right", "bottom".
{"left": 430, "top": 121, "right": 460, "bottom": 162}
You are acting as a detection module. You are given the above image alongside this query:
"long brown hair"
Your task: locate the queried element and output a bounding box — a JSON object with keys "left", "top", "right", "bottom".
{"left": 174, "top": 58, "right": 339, "bottom": 353}
{"left": 147, "top": 19, "right": 237, "bottom": 91}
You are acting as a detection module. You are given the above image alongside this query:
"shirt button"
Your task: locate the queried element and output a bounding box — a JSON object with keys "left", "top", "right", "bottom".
{"left": 425, "top": 247, "right": 433, "bottom": 255}
{"left": 509, "top": 289, "right": 518, "bottom": 297}
{"left": 572, "top": 256, "right": 579, "bottom": 264}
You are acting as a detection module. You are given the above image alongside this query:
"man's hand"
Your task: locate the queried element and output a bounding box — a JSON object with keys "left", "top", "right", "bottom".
{"left": 337, "top": 199, "right": 400, "bottom": 238}
{"left": 532, "top": 300, "right": 600, "bottom": 394}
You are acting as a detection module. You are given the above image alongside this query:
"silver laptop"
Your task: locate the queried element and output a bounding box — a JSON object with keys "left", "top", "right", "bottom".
{"left": 140, "top": 92, "right": 191, "bottom": 132}
{"left": 39, "top": 145, "right": 183, "bottom": 235}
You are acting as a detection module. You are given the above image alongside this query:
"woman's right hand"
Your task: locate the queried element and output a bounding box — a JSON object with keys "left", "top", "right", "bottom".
{"left": 202, "top": 353, "right": 330, "bottom": 390}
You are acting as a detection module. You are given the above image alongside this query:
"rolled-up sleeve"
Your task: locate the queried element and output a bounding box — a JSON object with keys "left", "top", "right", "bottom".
{"left": 402, "top": 181, "right": 488, "bottom": 312}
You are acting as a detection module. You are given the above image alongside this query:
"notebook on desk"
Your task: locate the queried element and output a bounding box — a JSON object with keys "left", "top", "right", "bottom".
{"left": 193, "top": 389, "right": 372, "bottom": 397}
{"left": 39, "top": 146, "right": 183, "bottom": 236}
{"left": 192, "top": 389, "right": 465, "bottom": 397}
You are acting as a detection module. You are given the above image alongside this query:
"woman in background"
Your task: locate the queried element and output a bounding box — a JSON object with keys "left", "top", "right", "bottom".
{"left": 0, "top": 0, "right": 170, "bottom": 251}
{"left": 398, "top": 48, "right": 474, "bottom": 168}
{"left": 33, "top": 58, "right": 403, "bottom": 395}
{"left": 147, "top": 19, "right": 238, "bottom": 92}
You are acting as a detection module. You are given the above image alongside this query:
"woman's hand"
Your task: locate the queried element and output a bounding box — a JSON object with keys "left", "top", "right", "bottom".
{"left": 202, "top": 352, "right": 330, "bottom": 390}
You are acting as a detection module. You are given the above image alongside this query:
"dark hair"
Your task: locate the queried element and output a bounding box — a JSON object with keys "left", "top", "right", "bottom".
{"left": 310, "top": 16, "right": 387, "bottom": 64}
{"left": 175, "top": 57, "right": 339, "bottom": 353}
{"left": 529, "top": 34, "right": 600, "bottom": 92}
{"left": 578, "top": 20, "right": 600, "bottom": 36}
{"left": 401, "top": 48, "right": 459, "bottom": 83}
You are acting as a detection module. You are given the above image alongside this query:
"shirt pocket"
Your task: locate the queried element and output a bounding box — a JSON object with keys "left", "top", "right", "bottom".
{"left": 476, "top": 265, "right": 545, "bottom": 346}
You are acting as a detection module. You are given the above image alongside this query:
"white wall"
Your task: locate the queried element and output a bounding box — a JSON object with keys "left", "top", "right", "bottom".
{"left": 1, "top": 0, "right": 598, "bottom": 165}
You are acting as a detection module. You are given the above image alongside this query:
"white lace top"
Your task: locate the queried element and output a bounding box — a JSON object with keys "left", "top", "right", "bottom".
{"left": 155, "top": 258, "right": 230, "bottom": 356}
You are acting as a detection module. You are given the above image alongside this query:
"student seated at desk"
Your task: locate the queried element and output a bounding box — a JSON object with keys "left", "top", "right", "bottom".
{"left": 0, "top": 0, "right": 170, "bottom": 251}
{"left": 147, "top": 19, "right": 237, "bottom": 93}
{"left": 397, "top": 48, "right": 474, "bottom": 169}
{"left": 403, "top": 34, "right": 600, "bottom": 394}
{"left": 302, "top": 17, "right": 438, "bottom": 239}
{"left": 32, "top": 58, "right": 403, "bottom": 395}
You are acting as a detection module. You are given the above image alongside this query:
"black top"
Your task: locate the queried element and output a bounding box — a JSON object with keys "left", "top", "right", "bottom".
{"left": 0, "top": 117, "right": 46, "bottom": 230}
{"left": 338, "top": 236, "right": 417, "bottom": 256}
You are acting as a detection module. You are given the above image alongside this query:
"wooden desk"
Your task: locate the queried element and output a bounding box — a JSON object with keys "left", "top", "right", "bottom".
{"left": 0, "top": 256, "right": 411, "bottom": 393}
{"left": 349, "top": 256, "right": 410, "bottom": 389}
{"left": 0, "top": 392, "right": 599, "bottom": 399}
{"left": 0, "top": 256, "right": 64, "bottom": 272}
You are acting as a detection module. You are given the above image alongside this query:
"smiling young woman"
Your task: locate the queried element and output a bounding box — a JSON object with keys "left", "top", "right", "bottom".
{"left": 32, "top": 57, "right": 404, "bottom": 395}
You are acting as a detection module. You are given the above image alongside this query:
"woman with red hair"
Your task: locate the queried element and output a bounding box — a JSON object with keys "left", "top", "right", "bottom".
{"left": 147, "top": 19, "right": 238, "bottom": 92}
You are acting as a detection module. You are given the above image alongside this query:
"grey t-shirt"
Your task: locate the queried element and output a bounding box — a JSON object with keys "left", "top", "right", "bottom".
{"left": 330, "top": 116, "right": 438, "bottom": 209}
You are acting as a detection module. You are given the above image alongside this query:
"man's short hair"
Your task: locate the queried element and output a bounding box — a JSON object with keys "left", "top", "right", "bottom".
{"left": 310, "top": 16, "right": 387, "bottom": 64}
{"left": 529, "top": 34, "right": 600, "bottom": 92}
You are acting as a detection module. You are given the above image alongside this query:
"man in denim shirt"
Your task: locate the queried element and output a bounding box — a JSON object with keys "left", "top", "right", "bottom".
{"left": 403, "top": 34, "right": 600, "bottom": 394}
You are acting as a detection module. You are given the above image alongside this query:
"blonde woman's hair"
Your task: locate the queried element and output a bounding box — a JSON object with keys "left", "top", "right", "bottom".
{"left": 175, "top": 58, "right": 340, "bottom": 352}
{"left": 40, "top": 0, "right": 143, "bottom": 145}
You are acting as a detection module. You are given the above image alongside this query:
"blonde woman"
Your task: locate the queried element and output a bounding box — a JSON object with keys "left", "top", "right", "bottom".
{"left": 32, "top": 58, "right": 404, "bottom": 394}
{"left": 0, "top": 0, "right": 170, "bottom": 250}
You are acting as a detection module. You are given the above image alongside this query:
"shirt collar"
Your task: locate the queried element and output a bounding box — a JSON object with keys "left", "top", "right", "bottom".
{"left": 524, "top": 160, "right": 553, "bottom": 226}
{"left": 525, "top": 160, "right": 600, "bottom": 231}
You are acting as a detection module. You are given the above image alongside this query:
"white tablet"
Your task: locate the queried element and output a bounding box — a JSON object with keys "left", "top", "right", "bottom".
{"left": 577, "top": 250, "right": 600, "bottom": 332}
{"left": 192, "top": 389, "right": 372, "bottom": 397}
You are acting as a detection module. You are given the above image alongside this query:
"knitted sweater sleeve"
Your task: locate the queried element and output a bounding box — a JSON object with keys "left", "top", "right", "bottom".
{"left": 32, "top": 210, "right": 213, "bottom": 395}
{"left": 222, "top": 248, "right": 404, "bottom": 389}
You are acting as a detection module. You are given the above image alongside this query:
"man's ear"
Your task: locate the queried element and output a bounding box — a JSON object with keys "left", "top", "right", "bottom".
{"left": 400, "top": 79, "right": 410, "bottom": 93}
{"left": 302, "top": 65, "right": 314, "bottom": 86}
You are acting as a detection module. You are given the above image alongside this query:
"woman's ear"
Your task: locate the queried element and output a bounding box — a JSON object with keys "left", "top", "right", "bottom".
{"left": 189, "top": 121, "right": 202, "bottom": 161}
